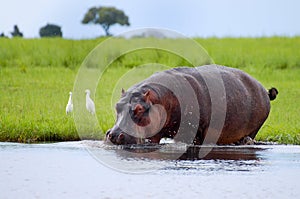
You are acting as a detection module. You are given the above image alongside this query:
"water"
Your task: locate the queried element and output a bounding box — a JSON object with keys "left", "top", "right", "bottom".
{"left": 1, "top": 141, "right": 300, "bottom": 199}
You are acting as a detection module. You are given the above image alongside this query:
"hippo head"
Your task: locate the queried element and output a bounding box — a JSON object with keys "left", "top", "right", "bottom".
{"left": 106, "top": 86, "right": 167, "bottom": 145}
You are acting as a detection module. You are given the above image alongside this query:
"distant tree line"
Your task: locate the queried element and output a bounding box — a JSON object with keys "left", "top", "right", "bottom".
{"left": 0, "top": 6, "right": 130, "bottom": 38}
{"left": 1, "top": 25, "right": 24, "bottom": 38}
{"left": 1, "top": 24, "right": 63, "bottom": 38}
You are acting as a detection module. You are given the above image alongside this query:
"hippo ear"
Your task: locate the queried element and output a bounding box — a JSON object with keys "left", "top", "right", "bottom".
{"left": 121, "top": 88, "right": 126, "bottom": 97}
{"left": 143, "top": 89, "right": 156, "bottom": 104}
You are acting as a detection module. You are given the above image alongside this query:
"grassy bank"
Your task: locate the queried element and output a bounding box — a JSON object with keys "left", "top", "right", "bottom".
{"left": 0, "top": 37, "right": 299, "bottom": 144}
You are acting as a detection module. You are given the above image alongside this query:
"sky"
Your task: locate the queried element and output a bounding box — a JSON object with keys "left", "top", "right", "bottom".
{"left": 1, "top": 0, "right": 300, "bottom": 39}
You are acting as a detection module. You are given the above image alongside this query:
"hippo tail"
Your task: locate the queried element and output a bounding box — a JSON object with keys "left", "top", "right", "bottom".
{"left": 268, "top": 87, "right": 278, "bottom": 101}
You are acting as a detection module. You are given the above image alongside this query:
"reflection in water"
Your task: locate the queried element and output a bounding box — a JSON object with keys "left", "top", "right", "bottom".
{"left": 98, "top": 143, "right": 267, "bottom": 173}
{"left": 180, "top": 145, "right": 264, "bottom": 160}
{"left": 174, "top": 146, "right": 265, "bottom": 172}
{"left": 110, "top": 144, "right": 265, "bottom": 160}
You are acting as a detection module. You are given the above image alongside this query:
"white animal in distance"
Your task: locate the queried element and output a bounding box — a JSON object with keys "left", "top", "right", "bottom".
{"left": 66, "top": 92, "right": 73, "bottom": 114}
{"left": 85, "top": 89, "right": 95, "bottom": 114}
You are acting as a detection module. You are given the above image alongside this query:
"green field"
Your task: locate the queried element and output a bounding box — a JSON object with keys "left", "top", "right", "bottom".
{"left": 0, "top": 37, "right": 299, "bottom": 144}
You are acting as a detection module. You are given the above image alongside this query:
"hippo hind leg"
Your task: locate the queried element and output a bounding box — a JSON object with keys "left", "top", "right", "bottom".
{"left": 235, "top": 127, "right": 262, "bottom": 145}
{"left": 248, "top": 125, "right": 264, "bottom": 140}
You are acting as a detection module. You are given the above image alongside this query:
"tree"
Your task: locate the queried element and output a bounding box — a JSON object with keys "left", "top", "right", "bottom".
{"left": 11, "top": 25, "right": 23, "bottom": 37}
{"left": 39, "top": 24, "right": 63, "bottom": 37}
{"left": 82, "top": 6, "right": 130, "bottom": 36}
{"left": 0, "top": 32, "right": 8, "bottom": 38}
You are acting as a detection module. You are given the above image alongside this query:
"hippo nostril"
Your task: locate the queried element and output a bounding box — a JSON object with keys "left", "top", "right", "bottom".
{"left": 116, "top": 133, "right": 125, "bottom": 145}
{"left": 118, "top": 133, "right": 124, "bottom": 140}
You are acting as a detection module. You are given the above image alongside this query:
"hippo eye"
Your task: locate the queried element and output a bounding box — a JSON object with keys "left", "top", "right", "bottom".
{"left": 132, "top": 92, "right": 141, "bottom": 97}
{"left": 130, "top": 92, "right": 142, "bottom": 103}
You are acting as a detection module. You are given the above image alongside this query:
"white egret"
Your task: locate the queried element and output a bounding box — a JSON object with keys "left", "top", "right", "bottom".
{"left": 85, "top": 89, "right": 95, "bottom": 114}
{"left": 66, "top": 92, "right": 73, "bottom": 114}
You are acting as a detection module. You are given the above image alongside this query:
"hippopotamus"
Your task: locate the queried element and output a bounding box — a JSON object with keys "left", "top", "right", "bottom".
{"left": 106, "top": 65, "right": 278, "bottom": 145}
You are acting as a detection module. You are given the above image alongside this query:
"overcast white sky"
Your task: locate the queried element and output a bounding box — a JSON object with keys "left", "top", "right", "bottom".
{"left": 0, "top": 0, "right": 299, "bottom": 39}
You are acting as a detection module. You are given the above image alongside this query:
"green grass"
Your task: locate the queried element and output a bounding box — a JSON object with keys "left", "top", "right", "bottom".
{"left": 0, "top": 67, "right": 78, "bottom": 142}
{"left": 0, "top": 37, "right": 299, "bottom": 144}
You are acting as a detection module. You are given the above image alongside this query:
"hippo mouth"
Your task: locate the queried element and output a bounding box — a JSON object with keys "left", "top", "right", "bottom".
{"left": 105, "top": 129, "right": 141, "bottom": 145}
